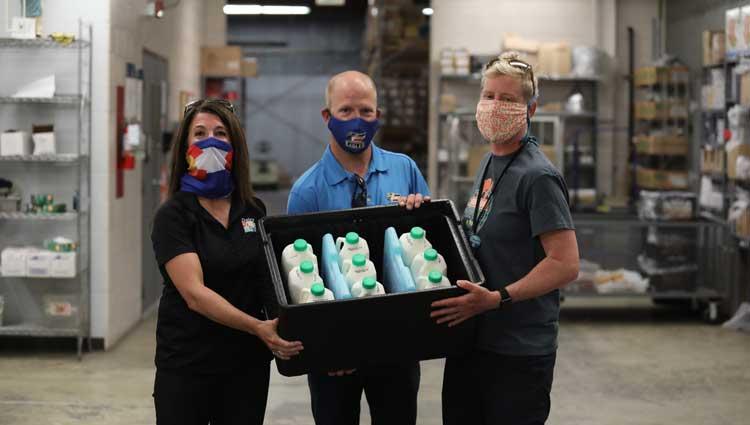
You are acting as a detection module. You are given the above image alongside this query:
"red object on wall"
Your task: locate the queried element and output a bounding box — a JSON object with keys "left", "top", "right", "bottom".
{"left": 116, "top": 85, "right": 125, "bottom": 198}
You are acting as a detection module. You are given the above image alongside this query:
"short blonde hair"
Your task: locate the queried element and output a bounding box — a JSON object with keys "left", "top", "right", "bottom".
{"left": 481, "top": 51, "right": 538, "bottom": 102}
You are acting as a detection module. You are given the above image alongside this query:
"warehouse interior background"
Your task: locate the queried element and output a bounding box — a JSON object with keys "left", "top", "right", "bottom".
{"left": 0, "top": 0, "right": 749, "bottom": 424}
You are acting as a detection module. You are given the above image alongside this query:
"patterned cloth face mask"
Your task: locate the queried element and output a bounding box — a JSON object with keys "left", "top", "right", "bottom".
{"left": 475, "top": 99, "right": 528, "bottom": 145}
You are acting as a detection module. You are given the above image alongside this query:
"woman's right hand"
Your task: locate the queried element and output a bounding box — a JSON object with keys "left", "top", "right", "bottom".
{"left": 254, "top": 318, "right": 304, "bottom": 360}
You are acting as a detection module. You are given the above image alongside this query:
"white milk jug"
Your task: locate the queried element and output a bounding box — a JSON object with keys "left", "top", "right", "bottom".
{"left": 410, "top": 248, "right": 447, "bottom": 282}
{"left": 281, "top": 239, "right": 318, "bottom": 277}
{"left": 351, "top": 276, "right": 386, "bottom": 298}
{"left": 416, "top": 271, "right": 451, "bottom": 291}
{"left": 298, "top": 283, "right": 335, "bottom": 304}
{"left": 336, "top": 232, "right": 370, "bottom": 265}
{"left": 288, "top": 260, "right": 322, "bottom": 304}
{"left": 399, "top": 226, "right": 432, "bottom": 266}
{"left": 343, "top": 253, "right": 377, "bottom": 289}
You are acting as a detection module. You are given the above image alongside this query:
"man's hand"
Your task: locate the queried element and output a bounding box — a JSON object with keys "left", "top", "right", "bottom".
{"left": 430, "top": 281, "right": 499, "bottom": 327}
{"left": 399, "top": 193, "right": 431, "bottom": 210}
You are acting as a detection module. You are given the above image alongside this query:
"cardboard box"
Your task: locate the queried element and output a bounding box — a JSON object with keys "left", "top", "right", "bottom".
{"left": 503, "top": 34, "right": 539, "bottom": 68}
{"left": 635, "top": 101, "right": 687, "bottom": 120}
{"left": 637, "top": 167, "right": 689, "bottom": 190}
{"left": 634, "top": 135, "right": 689, "bottom": 156}
{"left": 741, "top": 72, "right": 750, "bottom": 106}
{"left": 26, "top": 250, "right": 53, "bottom": 278}
{"left": 1, "top": 131, "right": 32, "bottom": 156}
{"left": 537, "top": 42, "right": 572, "bottom": 77}
{"left": 201, "top": 46, "right": 242, "bottom": 77}
{"left": 701, "top": 148, "right": 725, "bottom": 174}
{"left": 727, "top": 143, "right": 750, "bottom": 179}
{"left": 703, "top": 31, "right": 726, "bottom": 65}
{"left": 634, "top": 66, "right": 669, "bottom": 86}
{"left": 32, "top": 131, "right": 55, "bottom": 155}
{"left": 49, "top": 252, "right": 76, "bottom": 278}
{"left": 241, "top": 58, "right": 258, "bottom": 78}
{"left": 1, "top": 247, "right": 29, "bottom": 277}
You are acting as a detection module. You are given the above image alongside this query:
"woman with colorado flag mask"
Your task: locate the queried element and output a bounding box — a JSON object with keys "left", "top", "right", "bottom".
{"left": 150, "top": 98, "right": 302, "bottom": 425}
{"left": 431, "top": 52, "right": 579, "bottom": 425}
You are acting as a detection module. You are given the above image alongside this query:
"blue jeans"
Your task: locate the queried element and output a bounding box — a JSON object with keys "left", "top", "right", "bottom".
{"left": 307, "top": 362, "right": 420, "bottom": 425}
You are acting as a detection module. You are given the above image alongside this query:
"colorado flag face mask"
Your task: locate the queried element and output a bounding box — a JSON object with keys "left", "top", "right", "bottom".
{"left": 180, "top": 137, "right": 235, "bottom": 199}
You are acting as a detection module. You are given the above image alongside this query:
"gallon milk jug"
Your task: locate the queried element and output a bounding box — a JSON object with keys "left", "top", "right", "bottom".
{"left": 343, "top": 253, "right": 377, "bottom": 289}
{"left": 288, "top": 260, "right": 321, "bottom": 304}
{"left": 399, "top": 226, "right": 432, "bottom": 267}
{"left": 351, "top": 276, "right": 386, "bottom": 298}
{"left": 416, "top": 271, "right": 451, "bottom": 291}
{"left": 298, "top": 283, "right": 335, "bottom": 304}
{"left": 281, "top": 239, "right": 318, "bottom": 277}
{"left": 336, "top": 232, "right": 370, "bottom": 266}
{"left": 410, "top": 248, "right": 447, "bottom": 282}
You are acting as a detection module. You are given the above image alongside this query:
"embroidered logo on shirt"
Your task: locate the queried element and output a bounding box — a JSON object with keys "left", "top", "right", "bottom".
{"left": 386, "top": 192, "right": 402, "bottom": 203}
{"left": 241, "top": 218, "right": 256, "bottom": 233}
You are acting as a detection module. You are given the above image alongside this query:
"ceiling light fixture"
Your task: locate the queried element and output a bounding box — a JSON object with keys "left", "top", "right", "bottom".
{"left": 422, "top": 7, "right": 433, "bottom": 16}
{"left": 223, "top": 4, "right": 311, "bottom": 15}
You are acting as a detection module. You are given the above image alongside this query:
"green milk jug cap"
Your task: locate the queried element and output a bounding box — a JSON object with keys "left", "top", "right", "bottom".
{"left": 311, "top": 283, "right": 325, "bottom": 297}
{"left": 300, "top": 261, "right": 314, "bottom": 274}
{"left": 352, "top": 253, "right": 367, "bottom": 267}
{"left": 293, "top": 239, "right": 308, "bottom": 252}
{"left": 345, "top": 232, "right": 360, "bottom": 244}
{"left": 424, "top": 248, "right": 438, "bottom": 261}
{"left": 362, "top": 277, "right": 376, "bottom": 289}
{"left": 410, "top": 226, "right": 425, "bottom": 239}
{"left": 428, "top": 271, "right": 443, "bottom": 284}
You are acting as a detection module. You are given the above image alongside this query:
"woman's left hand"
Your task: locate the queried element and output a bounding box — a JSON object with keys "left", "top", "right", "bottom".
{"left": 255, "top": 318, "right": 304, "bottom": 360}
{"left": 398, "top": 193, "right": 430, "bottom": 210}
{"left": 430, "top": 280, "right": 498, "bottom": 327}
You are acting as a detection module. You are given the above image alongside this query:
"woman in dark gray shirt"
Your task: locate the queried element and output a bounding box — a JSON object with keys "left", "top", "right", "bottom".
{"left": 432, "top": 52, "right": 580, "bottom": 425}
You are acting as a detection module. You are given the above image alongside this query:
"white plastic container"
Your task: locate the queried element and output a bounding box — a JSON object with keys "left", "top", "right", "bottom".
{"left": 343, "top": 253, "right": 377, "bottom": 289}
{"left": 416, "top": 271, "right": 451, "bottom": 291}
{"left": 298, "top": 283, "right": 335, "bottom": 304}
{"left": 410, "top": 248, "right": 447, "bottom": 282}
{"left": 351, "top": 276, "right": 386, "bottom": 298}
{"left": 336, "top": 231, "right": 370, "bottom": 266}
{"left": 288, "top": 260, "right": 322, "bottom": 304}
{"left": 399, "top": 226, "right": 432, "bottom": 267}
{"left": 281, "top": 239, "right": 318, "bottom": 278}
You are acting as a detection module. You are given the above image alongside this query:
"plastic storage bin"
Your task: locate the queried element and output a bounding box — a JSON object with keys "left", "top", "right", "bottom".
{"left": 259, "top": 200, "right": 484, "bottom": 377}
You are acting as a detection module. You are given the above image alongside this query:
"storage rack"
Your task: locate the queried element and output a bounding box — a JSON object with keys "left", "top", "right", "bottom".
{"left": 436, "top": 72, "right": 599, "bottom": 211}
{"left": 0, "top": 22, "right": 92, "bottom": 358}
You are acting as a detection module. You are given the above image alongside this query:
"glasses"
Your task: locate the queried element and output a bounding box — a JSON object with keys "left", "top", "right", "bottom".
{"left": 484, "top": 57, "right": 537, "bottom": 99}
{"left": 351, "top": 175, "right": 368, "bottom": 208}
{"left": 183, "top": 98, "right": 236, "bottom": 117}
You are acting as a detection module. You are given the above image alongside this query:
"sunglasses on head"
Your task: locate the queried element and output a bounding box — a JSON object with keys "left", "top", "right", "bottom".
{"left": 351, "top": 175, "right": 368, "bottom": 208}
{"left": 183, "top": 98, "right": 236, "bottom": 117}
{"left": 484, "top": 57, "right": 537, "bottom": 99}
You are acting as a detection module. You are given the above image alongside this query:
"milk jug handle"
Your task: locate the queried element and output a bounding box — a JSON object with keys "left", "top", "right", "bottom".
{"left": 336, "top": 237, "right": 345, "bottom": 251}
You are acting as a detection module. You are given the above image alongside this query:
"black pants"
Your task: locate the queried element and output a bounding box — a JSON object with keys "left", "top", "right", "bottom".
{"left": 442, "top": 350, "right": 556, "bottom": 425}
{"left": 153, "top": 363, "right": 270, "bottom": 425}
{"left": 307, "top": 362, "right": 420, "bottom": 425}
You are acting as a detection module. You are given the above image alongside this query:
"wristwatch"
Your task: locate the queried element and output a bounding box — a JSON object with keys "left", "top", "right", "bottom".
{"left": 496, "top": 287, "right": 512, "bottom": 310}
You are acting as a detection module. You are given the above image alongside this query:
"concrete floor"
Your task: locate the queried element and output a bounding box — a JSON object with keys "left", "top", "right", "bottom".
{"left": 1, "top": 299, "right": 749, "bottom": 425}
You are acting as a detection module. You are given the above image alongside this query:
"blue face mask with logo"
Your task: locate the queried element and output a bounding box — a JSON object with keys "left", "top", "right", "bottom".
{"left": 327, "top": 114, "right": 380, "bottom": 154}
{"left": 180, "top": 137, "right": 235, "bottom": 199}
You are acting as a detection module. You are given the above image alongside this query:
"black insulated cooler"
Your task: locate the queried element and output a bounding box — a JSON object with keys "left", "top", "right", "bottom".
{"left": 258, "top": 200, "right": 485, "bottom": 377}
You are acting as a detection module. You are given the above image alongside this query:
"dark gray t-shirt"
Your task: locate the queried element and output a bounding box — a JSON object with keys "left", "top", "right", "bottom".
{"left": 462, "top": 137, "right": 574, "bottom": 356}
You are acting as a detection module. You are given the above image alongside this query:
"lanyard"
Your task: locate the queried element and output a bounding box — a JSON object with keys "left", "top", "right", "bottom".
{"left": 471, "top": 143, "right": 525, "bottom": 238}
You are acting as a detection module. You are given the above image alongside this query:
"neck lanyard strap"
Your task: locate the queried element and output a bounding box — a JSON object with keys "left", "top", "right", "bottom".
{"left": 471, "top": 143, "right": 525, "bottom": 236}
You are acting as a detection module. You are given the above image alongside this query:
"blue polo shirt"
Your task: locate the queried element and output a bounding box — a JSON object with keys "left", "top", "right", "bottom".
{"left": 287, "top": 144, "right": 430, "bottom": 214}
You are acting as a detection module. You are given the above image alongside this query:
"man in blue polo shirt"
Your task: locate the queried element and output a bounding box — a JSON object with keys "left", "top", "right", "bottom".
{"left": 287, "top": 70, "right": 429, "bottom": 425}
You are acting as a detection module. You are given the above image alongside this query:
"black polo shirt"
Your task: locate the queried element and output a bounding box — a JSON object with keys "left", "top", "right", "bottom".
{"left": 151, "top": 191, "right": 276, "bottom": 374}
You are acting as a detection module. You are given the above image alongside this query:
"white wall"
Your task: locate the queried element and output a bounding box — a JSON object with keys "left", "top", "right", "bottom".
{"left": 428, "top": 0, "right": 658, "bottom": 203}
